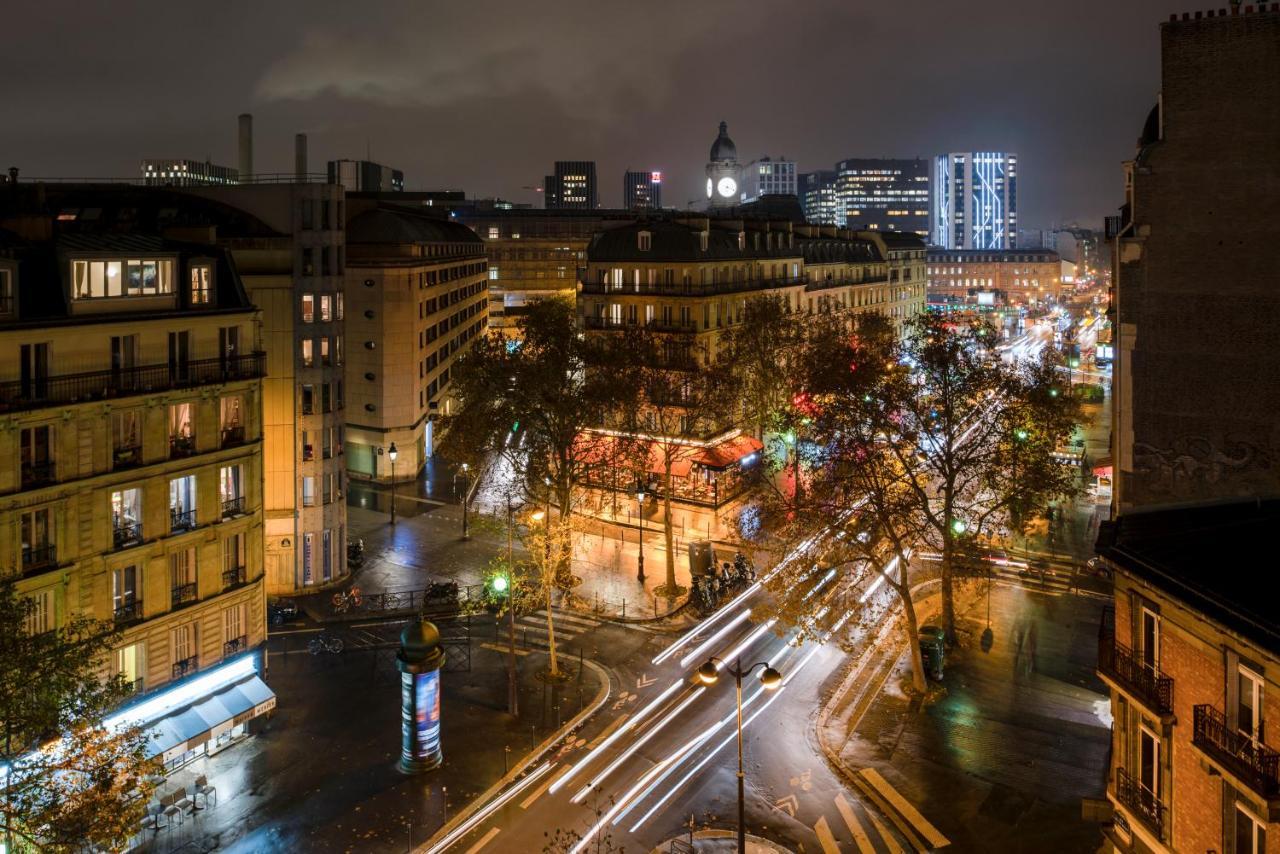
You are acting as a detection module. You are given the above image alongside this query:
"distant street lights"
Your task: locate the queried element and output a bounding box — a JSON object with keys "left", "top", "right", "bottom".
{"left": 635, "top": 486, "right": 646, "bottom": 584}
{"left": 697, "top": 657, "right": 782, "bottom": 854}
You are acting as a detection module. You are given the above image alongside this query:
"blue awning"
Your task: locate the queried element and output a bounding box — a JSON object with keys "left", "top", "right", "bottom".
{"left": 145, "top": 675, "right": 276, "bottom": 761}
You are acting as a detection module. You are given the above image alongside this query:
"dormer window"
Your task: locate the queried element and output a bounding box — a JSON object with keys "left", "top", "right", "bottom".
{"left": 0, "top": 266, "right": 13, "bottom": 315}
{"left": 699, "top": 231, "right": 709, "bottom": 252}
{"left": 737, "top": 232, "right": 746, "bottom": 251}
{"left": 71, "top": 258, "right": 174, "bottom": 300}
{"left": 638, "top": 231, "right": 652, "bottom": 252}
{"left": 190, "top": 263, "right": 212, "bottom": 305}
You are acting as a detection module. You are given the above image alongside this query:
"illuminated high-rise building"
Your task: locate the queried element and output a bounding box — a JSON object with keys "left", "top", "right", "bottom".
{"left": 799, "top": 171, "right": 839, "bottom": 224}
{"left": 834, "top": 158, "right": 930, "bottom": 235}
{"left": 544, "top": 161, "right": 598, "bottom": 209}
{"left": 739, "top": 157, "right": 796, "bottom": 203}
{"left": 931, "top": 152, "right": 1018, "bottom": 249}
{"left": 623, "top": 170, "right": 663, "bottom": 210}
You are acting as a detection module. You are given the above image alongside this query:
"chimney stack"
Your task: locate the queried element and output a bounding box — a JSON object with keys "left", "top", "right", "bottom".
{"left": 295, "top": 133, "right": 308, "bottom": 181}
{"left": 238, "top": 113, "right": 254, "bottom": 181}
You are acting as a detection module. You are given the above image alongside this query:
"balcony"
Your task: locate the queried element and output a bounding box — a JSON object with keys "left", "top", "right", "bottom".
{"left": 220, "top": 425, "right": 246, "bottom": 448}
{"left": 1114, "top": 767, "right": 1165, "bottom": 842}
{"left": 169, "top": 508, "right": 197, "bottom": 533}
{"left": 112, "top": 444, "right": 142, "bottom": 470}
{"left": 171, "top": 655, "right": 198, "bottom": 680}
{"left": 0, "top": 352, "right": 267, "bottom": 414}
{"left": 221, "top": 495, "right": 246, "bottom": 518}
{"left": 113, "top": 599, "right": 143, "bottom": 624}
{"left": 582, "top": 316, "right": 698, "bottom": 334}
{"left": 1098, "top": 630, "right": 1174, "bottom": 719}
{"left": 170, "top": 582, "right": 198, "bottom": 608}
{"left": 222, "top": 565, "right": 247, "bottom": 589}
{"left": 169, "top": 434, "right": 196, "bottom": 459}
{"left": 581, "top": 275, "right": 808, "bottom": 299}
{"left": 21, "top": 543, "right": 57, "bottom": 575}
{"left": 1193, "top": 705, "right": 1280, "bottom": 810}
{"left": 113, "top": 522, "right": 143, "bottom": 550}
{"left": 20, "top": 461, "right": 55, "bottom": 489}
{"left": 223, "top": 635, "right": 247, "bottom": 658}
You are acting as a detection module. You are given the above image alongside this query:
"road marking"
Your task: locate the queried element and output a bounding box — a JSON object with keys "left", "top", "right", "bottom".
{"left": 480, "top": 642, "right": 529, "bottom": 657}
{"left": 774, "top": 794, "right": 798, "bottom": 817}
{"left": 462, "top": 826, "right": 500, "bottom": 854}
{"left": 637, "top": 673, "right": 657, "bottom": 689}
{"left": 866, "top": 811, "right": 905, "bottom": 854}
{"left": 520, "top": 764, "right": 572, "bottom": 810}
{"left": 586, "top": 714, "right": 629, "bottom": 749}
{"left": 859, "top": 768, "right": 950, "bottom": 849}
{"left": 814, "top": 816, "right": 842, "bottom": 854}
{"left": 835, "top": 793, "right": 876, "bottom": 854}
{"left": 789, "top": 768, "right": 812, "bottom": 791}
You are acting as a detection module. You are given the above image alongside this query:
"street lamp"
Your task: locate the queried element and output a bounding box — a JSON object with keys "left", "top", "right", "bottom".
{"left": 635, "top": 486, "right": 646, "bottom": 584}
{"left": 461, "top": 463, "right": 471, "bottom": 540}
{"left": 388, "top": 442, "right": 398, "bottom": 525}
{"left": 696, "top": 657, "right": 782, "bottom": 854}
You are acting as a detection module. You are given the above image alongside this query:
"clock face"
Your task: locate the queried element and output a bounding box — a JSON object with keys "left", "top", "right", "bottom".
{"left": 717, "top": 177, "right": 737, "bottom": 198}
{"left": 706, "top": 178, "right": 713, "bottom": 198}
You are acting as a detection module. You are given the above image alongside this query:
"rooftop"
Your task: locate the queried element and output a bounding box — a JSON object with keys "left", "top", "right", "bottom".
{"left": 1097, "top": 499, "right": 1280, "bottom": 652}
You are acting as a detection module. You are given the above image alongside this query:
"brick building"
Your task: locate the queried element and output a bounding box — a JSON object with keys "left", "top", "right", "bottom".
{"left": 1096, "top": 500, "right": 1280, "bottom": 854}
{"left": 1109, "top": 4, "right": 1280, "bottom": 512}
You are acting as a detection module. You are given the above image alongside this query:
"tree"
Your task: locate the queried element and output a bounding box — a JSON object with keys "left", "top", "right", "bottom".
{"left": 0, "top": 581, "right": 159, "bottom": 852}
{"left": 442, "top": 297, "right": 639, "bottom": 674}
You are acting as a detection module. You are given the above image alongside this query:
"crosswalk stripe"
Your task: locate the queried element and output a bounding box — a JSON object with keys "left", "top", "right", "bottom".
{"left": 859, "top": 768, "right": 950, "bottom": 849}
{"left": 866, "top": 811, "right": 905, "bottom": 854}
{"left": 813, "top": 816, "right": 842, "bottom": 854}
{"left": 462, "top": 826, "right": 500, "bottom": 854}
{"left": 479, "top": 642, "right": 530, "bottom": 657}
{"left": 546, "top": 611, "right": 602, "bottom": 629}
{"left": 835, "top": 793, "right": 877, "bottom": 854}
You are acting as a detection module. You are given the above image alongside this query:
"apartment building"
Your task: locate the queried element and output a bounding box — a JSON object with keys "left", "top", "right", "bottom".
{"left": 926, "top": 248, "right": 1063, "bottom": 308}
{"left": 343, "top": 200, "right": 488, "bottom": 477}
{"left": 1095, "top": 500, "right": 1280, "bottom": 853}
{"left": 0, "top": 199, "right": 273, "bottom": 772}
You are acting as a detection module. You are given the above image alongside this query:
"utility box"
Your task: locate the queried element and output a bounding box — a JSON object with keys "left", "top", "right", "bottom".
{"left": 687, "top": 540, "right": 713, "bottom": 576}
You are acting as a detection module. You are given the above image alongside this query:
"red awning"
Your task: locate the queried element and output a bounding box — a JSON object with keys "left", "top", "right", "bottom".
{"left": 694, "top": 435, "right": 764, "bottom": 469}
{"left": 572, "top": 433, "right": 694, "bottom": 478}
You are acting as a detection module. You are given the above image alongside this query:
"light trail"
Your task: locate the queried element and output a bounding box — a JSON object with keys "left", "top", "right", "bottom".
{"left": 570, "top": 748, "right": 691, "bottom": 854}
{"left": 716, "top": 619, "right": 777, "bottom": 670}
{"left": 651, "top": 587, "right": 758, "bottom": 666}
{"left": 423, "top": 761, "right": 552, "bottom": 854}
{"left": 570, "top": 688, "right": 705, "bottom": 804}
{"left": 549, "top": 679, "right": 682, "bottom": 795}
{"left": 678, "top": 609, "right": 751, "bottom": 670}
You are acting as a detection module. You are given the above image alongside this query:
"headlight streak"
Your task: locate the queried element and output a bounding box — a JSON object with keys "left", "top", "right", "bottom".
{"left": 651, "top": 588, "right": 759, "bottom": 666}
{"left": 678, "top": 609, "right": 752, "bottom": 670}
{"left": 423, "top": 760, "right": 552, "bottom": 854}
{"left": 569, "top": 756, "right": 679, "bottom": 854}
{"left": 716, "top": 619, "right": 777, "bottom": 673}
{"left": 570, "top": 688, "right": 705, "bottom": 804}
{"left": 548, "top": 679, "right": 683, "bottom": 796}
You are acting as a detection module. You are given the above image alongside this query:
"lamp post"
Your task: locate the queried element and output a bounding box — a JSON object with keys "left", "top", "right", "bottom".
{"left": 635, "top": 486, "right": 646, "bottom": 583}
{"left": 388, "top": 442, "right": 399, "bottom": 525}
{"left": 461, "top": 463, "right": 471, "bottom": 540}
{"left": 696, "top": 657, "right": 782, "bottom": 854}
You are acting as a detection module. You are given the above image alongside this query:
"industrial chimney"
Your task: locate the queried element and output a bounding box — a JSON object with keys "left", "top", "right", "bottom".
{"left": 295, "top": 134, "right": 308, "bottom": 181}
{"left": 238, "top": 114, "right": 254, "bottom": 181}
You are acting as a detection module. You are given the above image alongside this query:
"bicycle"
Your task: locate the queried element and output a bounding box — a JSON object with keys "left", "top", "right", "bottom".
{"left": 332, "top": 586, "right": 363, "bottom": 613}
{"left": 308, "top": 633, "right": 345, "bottom": 655}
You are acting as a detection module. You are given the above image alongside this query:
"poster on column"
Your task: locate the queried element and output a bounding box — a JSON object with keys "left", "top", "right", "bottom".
{"left": 413, "top": 670, "right": 441, "bottom": 759}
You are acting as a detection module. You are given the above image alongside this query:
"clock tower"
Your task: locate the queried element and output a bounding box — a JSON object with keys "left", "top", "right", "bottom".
{"left": 705, "top": 121, "right": 740, "bottom": 209}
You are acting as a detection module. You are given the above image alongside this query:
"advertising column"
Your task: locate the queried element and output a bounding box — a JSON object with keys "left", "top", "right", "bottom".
{"left": 397, "top": 620, "right": 445, "bottom": 773}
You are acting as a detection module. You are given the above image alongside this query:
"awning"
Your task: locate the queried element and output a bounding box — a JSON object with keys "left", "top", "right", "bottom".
{"left": 148, "top": 674, "right": 276, "bottom": 762}
{"left": 693, "top": 435, "right": 764, "bottom": 469}
{"left": 572, "top": 433, "right": 695, "bottom": 478}
{"left": 1092, "top": 454, "right": 1113, "bottom": 477}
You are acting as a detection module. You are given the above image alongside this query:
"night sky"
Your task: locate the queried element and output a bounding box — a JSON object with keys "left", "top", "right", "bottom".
{"left": 5, "top": 0, "right": 1180, "bottom": 227}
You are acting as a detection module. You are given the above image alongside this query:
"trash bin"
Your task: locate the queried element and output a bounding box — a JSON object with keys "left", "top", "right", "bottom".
{"left": 687, "top": 540, "right": 713, "bottom": 577}
{"left": 919, "top": 624, "right": 946, "bottom": 681}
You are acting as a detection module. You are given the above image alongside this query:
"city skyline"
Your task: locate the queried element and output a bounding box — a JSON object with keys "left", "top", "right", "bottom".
{"left": 4, "top": 0, "right": 1174, "bottom": 227}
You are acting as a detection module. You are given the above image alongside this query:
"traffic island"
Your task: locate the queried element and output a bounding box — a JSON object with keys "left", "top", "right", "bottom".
{"left": 648, "top": 829, "right": 796, "bottom": 853}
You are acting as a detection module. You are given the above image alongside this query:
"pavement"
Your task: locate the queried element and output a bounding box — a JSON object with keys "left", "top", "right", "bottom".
{"left": 818, "top": 581, "right": 1113, "bottom": 853}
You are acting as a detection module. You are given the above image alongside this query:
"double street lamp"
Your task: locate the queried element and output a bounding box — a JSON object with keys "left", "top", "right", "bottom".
{"left": 696, "top": 657, "right": 783, "bottom": 854}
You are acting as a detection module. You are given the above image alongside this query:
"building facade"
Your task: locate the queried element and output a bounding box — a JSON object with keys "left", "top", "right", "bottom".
{"left": 0, "top": 197, "right": 274, "bottom": 772}
{"left": 623, "top": 171, "right": 663, "bottom": 211}
{"left": 739, "top": 157, "right": 797, "bottom": 204}
{"left": 1109, "top": 6, "right": 1280, "bottom": 513}
{"left": 544, "top": 161, "right": 598, "bottom": 210}
{"left": 799, "top": 171, "right": 839, "bottom": 225}
{"left": 343, "top": 201, "right": 488, "bottom": 477}
{"left": 705, "top": 122, "right": 742, "bottom": 209}
{"left": 1095, "top": 500, "right": 1280, "bottom": 854}
{"left": 932, "top": 152, "right": 1018, "bottom": 249}
{"left": 834, "top": 158, "right": 929, "bottom": 235}
{"left": 142, "top": 159, "right": 239, "bottom": 187}
{"left": 327, "top": 160, "right": 404, "bottom": 193}
{"left": 927, "top": 248, "right": 1062, "bottom": 308}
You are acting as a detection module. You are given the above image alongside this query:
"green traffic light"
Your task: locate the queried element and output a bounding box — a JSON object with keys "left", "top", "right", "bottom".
{"left": 951, "top": 519, "right": 967, "bottom": 534}
{"left": 1015, "top": 429, "right": 1029, "bottom": 441}
{"left": 492, "top": 575, "right": 509, "bottom": 594}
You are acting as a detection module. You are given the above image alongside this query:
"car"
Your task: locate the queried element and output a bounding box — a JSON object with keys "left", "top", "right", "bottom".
{"left": 1084, "top": 556, "right": 1112, "bottom": 580}
{"left": 268, "top": 598, "right": 300, "bottom": 626}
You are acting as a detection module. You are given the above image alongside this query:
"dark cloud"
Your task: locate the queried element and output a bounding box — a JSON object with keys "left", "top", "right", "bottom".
{"left": 4, "top": 0, "right": 1176, "bottom": 226}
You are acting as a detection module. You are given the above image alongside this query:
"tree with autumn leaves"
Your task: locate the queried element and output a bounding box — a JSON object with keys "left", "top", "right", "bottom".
{"left": 0, "top": 581, "right": 159, "bottom": 852}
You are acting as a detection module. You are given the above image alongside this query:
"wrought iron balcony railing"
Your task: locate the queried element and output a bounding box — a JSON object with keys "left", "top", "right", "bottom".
{"left": 582, "top": 316, "right": 698, "bottom": 333}
{"left": 0, "top": 352, "right": 266, "bottom": 414}
{"left": 1115, "top": 767, "right": 1165, "bottom": 841}
{"left": 112, "top": 444, "right": 142, "bottom": 469}
{"left": 170, "top": 508, "right": 197, "bottom": 533}
{"left": 220, "top": 425, "right": 246, "bottom": 448}
{"left": 221, "top": 495, "right": 246, "bottom": 518}
{"left": 113, "top": 522, "right": 143, "bottom": 550}
{"left": 170, "top": 582, "right": 198, "bottom": 608}
{"left": 1193, "top": 704, "right": 1280, "bottom": 800}
{"left": 169, "top": 434, "right": 197, "bottom": 459}
{"left": 20, "top": 461, "right": 55, "bottom": 489}
{"left": 581, "top": 275, "right": 808, "bottom": 298}
{"left": 223, "top": 635, "right": 247, "bottom": 658}
{"left": 1098, "top": 630, "right": 1174, "bottom": 716}
{"left": 222, "top": 565, "right": 247, "bottom": 589}
{"left": 113, "top": 599, "right": 143, "bottom": 623}
{"left": 171, "top": 655, "right": 198, "bottom": 680}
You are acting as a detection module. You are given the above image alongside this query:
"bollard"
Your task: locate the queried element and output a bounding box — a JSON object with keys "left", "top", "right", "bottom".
{"left": 622, "top": 599, "right": 626, "bottom": 619}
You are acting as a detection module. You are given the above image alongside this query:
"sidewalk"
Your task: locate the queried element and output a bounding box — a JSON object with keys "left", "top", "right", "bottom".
{"left": 819, "top": 583, "right": 1112, "bottom": 852}
{"left": 136, "top": 631, "right": 607, "bottom": 853}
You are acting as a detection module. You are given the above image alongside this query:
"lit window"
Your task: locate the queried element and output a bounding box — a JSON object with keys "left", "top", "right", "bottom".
{"left": 301, "top": 294, "right": 315, "bottom": 323}
{"left": 190, "top": 265, "right": 211, "bottom": 304}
